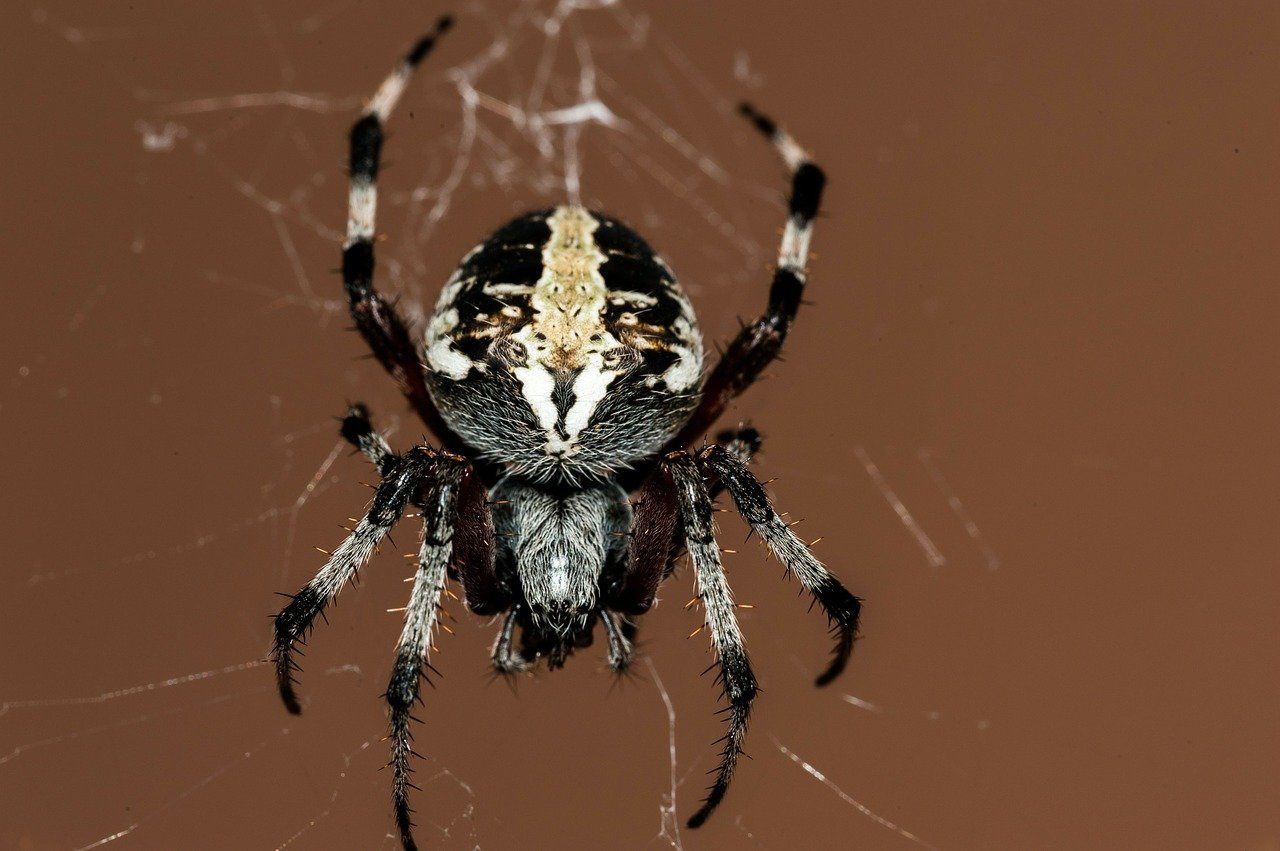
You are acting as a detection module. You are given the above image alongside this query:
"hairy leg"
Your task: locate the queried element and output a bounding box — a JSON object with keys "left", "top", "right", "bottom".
{"left": 669, "top": 103, "right": 826, "bottom": 449}
{"left": 272, "top": 446, "right": 433, "bottom": 713}
{"left": 698, "top": 444, "right": 862, "bottom": 685}
{"left": 385, "top": 460, "right": 464, "bottom": 851}
{"left": 340, "top": 402, "right": 509, "bottom": 616}
{"left": 665, "top": 452, "right": 758, "bottom": 828}
{"left": 341, "top": 18, "right": 461, "bottom": 450}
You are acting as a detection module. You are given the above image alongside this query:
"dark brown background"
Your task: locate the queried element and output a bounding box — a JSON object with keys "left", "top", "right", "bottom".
{"left": 3, "top": 2, "right": 1277, "bottom": 849}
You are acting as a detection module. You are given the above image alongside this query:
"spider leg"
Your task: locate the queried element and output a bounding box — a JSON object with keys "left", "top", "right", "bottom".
{"left": 386, "top": 459, "right": 464, "bottom": 851}
{"left": 708, "top": 424, "right": 762, "bottom": 501}
{"left": 665, "top": 451, "right": 758, "bottom": 829}
{"left": 342, "top": 17, "right": 462, "bottom": 451}
{"left": 341, "top": 402, "right": 510, "bottom": 617}
{"left": 667, "top": 103, "right": 825, "bottom": 449}
{"left": 698, "top": 445, "right": 862, "bottom": 686}
{"left": 599, "top": 609, "right": 633, "bottom": 672}
{"left": 490, "top": 609, "right": 528, "bottom": 674}
{"left": 272, "top": 446, "right": 433, "bottom": 714}
{"left": 611, "top": 426, "right": 761, "bottom": 615}
{"left": 340, "top": 403, "right": 396, "bottom": 473}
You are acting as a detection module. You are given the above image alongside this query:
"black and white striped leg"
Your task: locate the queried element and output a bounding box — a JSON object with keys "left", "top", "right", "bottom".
{"left": 342, "top": 18, "right": 461, "bottom": 451}
{"left": 340, "top": 403, "right": 396, "bottom": 474}
{"left": 669, "top": 104, "right": 825, "bottom": 449}
{"left": 600, "top": 610, "right": 633, "bottom": 672}
{"left": 610, "top": 427, "right": 761, "bottom": 616}
{"left": 708, "top": 425, "right": 763, "bottom": 501}
{"left": 698, "top": 445, "right": 862, "bottom": 686}
{"left": 272, "top": 447, "right": 434, "bottom": 714}
{"left": 341, "top": 402, "right": 511, "bottom": 618}
{"left": 386, "top": 460, "right": 464, "bottom": 851}
{"left": 665, "top": 452, "right": 758, "bottom": 829}
{"left": 715, "top": 425, "right": 763, "bottom": 465}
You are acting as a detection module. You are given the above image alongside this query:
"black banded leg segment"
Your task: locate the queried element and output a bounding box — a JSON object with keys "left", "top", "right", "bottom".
{"left": 386, "top": 457, "right": 465, "bottom": 851}
{"left": 272, "top": 446, "right": 433, "bottom": 714}
{"left": 708, "top": 425, "right": 763, "bottom": 501}
{"left": 698, "top": 445, "right": 862, "bottom": 686}
{"left": 668, "top": 104, "right": 826, "bottom": 450}
{"left": 340, "top": 403, "right": 396, "bottom": 474}
{"left": 665, "top": 452, "right": 758, "bottom": 829}
{"left": 342, "top": 18, "right": 461, "bottom": 452}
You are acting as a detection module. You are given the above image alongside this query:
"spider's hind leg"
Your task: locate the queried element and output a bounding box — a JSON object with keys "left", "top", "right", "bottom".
{"left": 340, "top": 16, "right": 461, "bottom": 454}
{"left": 667, "top": 103, "right": 825, "bottom": 449}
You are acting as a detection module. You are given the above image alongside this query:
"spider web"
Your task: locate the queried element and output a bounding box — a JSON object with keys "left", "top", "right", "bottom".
{"left": 4, "top": 2, "right": 999, "bottom": 848}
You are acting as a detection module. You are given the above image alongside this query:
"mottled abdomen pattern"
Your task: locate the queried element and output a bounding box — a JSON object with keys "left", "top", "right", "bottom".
{"left": 424, "top": 206, "right": 703, "bottom": 483}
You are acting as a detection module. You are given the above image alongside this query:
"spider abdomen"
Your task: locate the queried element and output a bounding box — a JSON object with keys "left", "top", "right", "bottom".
{"left": 424, "top": 206, "right": 704, "bottom": 483}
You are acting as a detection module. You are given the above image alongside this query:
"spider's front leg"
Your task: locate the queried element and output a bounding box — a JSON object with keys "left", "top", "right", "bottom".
{"left": 334, "top": 405, "right": 508, "bottom": 849}
{"left": 385, "top": 456, "right": 466, "bottom": 851}
{"left": 272, "top": 445, "right": 433, "bottom": 714}
{"left": 607, "top": 425, "right": 762, "bottom": 617}
{"left": 697, "top": 445, "right": 862, "bottom": 686}
{"left": 665, "top": 452, "right": 758, "bottom": 829}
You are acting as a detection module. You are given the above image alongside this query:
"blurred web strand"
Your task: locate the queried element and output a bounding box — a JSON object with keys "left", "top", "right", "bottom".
{"left": 18, "top": 415, "right": 344, "bottom": 588}
{"left": 854, "top": 446, "right": 947, "bottom": 568}
{"left": 645, "top": 657, "right": 683, "bottom": 850}
{"left": 1, "top": 690, "right": 265, "bottom": 769}
{"left": 918, "top": 448, "right": 1001, "bottom": 570}
{"left": 278, "top": 437, "right": 346, "bottom": 583}
{"left": 74, "top": 730, "right": 289, "bottom": 851}
{"left": 0, "top": 666, "right": 360, "bottom": 769}
{"left": 155, "top": 91, "right": 359, "bottom": 115}
{"left": 274, "top": 739, "right": 373, "bottom": 850}
{"left": 773, "top": 739, "right": 940, "bottom": 850}
{"left": 0, "top": 659, "right": 266, "bottom": 716}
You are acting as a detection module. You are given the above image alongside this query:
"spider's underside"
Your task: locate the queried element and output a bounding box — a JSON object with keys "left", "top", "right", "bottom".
{"left": 270, "top": 18, "right": 862, "bottom": 850}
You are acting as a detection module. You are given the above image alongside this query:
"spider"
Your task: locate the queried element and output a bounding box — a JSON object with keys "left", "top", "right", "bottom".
{"left": 271, "top": 17, "right": 862, "bottom": 850}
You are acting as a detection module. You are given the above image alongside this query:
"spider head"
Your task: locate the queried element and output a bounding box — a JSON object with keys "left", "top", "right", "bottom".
{"left": 490, "top": 479, "right": 632, "bottom": 636}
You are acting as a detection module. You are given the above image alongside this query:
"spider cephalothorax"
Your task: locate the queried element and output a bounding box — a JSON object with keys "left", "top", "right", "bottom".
{"left": 271, "top": 18, "right": 861, "bottom": 850}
